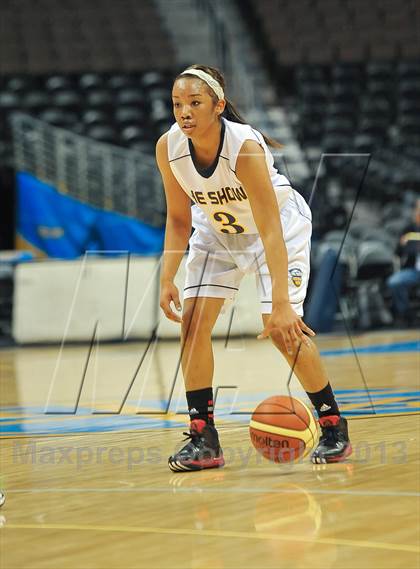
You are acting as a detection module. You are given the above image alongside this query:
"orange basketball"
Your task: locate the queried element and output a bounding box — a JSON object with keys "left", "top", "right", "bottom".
{"left": 249, "top": 395, "right": 318, "bottom": 463}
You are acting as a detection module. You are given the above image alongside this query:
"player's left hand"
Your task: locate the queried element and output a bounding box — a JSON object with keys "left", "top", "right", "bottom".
{"left": 257, "top": 302, "right": 315, "bottom": 354}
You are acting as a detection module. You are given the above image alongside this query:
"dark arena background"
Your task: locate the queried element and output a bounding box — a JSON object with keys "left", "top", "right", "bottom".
{"left": 0, "top": 1, "right": 419, "bottom": 568}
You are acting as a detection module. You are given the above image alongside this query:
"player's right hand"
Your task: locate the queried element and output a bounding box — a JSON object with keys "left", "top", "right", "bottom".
{"left": 160, "top": 281, "right": 182, "bottom": 323}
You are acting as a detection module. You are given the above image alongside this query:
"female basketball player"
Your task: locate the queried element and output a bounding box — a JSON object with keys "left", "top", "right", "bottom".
{"left": 156, "top": 65, "right": 352, "bottom": 471}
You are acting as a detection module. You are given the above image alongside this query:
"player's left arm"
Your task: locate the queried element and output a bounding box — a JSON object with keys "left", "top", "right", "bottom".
{"left": 236, "top": 139, "right": 314, "bottom": 348}
{"left": 236, "top": 140, "right": 288, "bottom": 307}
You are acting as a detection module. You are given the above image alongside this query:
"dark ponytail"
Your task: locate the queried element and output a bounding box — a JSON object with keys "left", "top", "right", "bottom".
{"left": 175, "top": 64, "right": 282, "bottom": 148}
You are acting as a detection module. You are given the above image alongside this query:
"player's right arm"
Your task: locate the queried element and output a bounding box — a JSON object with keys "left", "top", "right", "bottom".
{"left": 156, "top": 133, "right": 192, "bottom": 323}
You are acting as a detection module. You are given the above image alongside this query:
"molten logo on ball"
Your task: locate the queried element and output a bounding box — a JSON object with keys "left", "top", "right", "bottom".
{"left": 250, "top": 433, "right": 290, "bottom": 448}
{"left": 249, "top": 395, "right": 318, "bottom": 463}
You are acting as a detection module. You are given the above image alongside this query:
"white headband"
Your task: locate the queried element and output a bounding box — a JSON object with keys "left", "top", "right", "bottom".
{"left": 179, "top": 68, "right": 225, "bottom": 100}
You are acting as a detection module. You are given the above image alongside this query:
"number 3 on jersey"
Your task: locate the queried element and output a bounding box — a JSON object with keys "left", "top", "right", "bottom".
{"left": 213, "top": 211, "right": 245, "bottom": 234}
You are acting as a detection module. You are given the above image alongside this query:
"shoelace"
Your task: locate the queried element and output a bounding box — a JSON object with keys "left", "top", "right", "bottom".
{"left": 182, "top": 429, "right": 201, "bottom": 443}
{"left": 320, "top": 425, "right": 340, "bottom": 444}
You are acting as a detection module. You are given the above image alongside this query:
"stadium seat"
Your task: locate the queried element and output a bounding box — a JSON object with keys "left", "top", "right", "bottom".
{"left": 322, "top": 133, "right": 353, "bottom": 153}
{"left": 383, "top": 218, "right": 410, "bottom": 240}
{"left": 5, "top": 76, "right": 37, "bottom": 93}
{"left": 107, "top": 75, "right": 138, "bottom": 90}
{"left": 353, "top": 133, "right": 379, "bottom": 153}
{"left": 324, "top": 117, "right": 354, "bottom": 135}
{"left": 38, "top": 109, "right": 78, "bottom": 128}
{"left": 356, "top": 241, "right": 394, "bottom": 280}
{"left": 398, "top": 99, "right": 420, "bottom": 118}
{"left": 312, "top": 232, "right": 357, "bottom": 275}
{"left": 86, "top": 89, "right": 114, "bottom": 108}
{"left": 45, "top": 76, "right": 75, "bottom": 92}
{"left": 359, "top": 117, "right": 389, "bottom": 138}
{"left": 150, "top": 100, "right": 172, "bottom": 124}
{"left": 397, "top": 61, "right": 420, "bottom": 79}
{"left": 326, "top": 101, "right": 357, "bottom": 122}
{"left": 82, "top": 109, "right": 109, "bottom": 126}
{"left": 399, "top": 78, "right": 420, "bottom": 99}
{"left": 295, "top": 65, "right": 326, "bottom": 83}
{"left": 22, "top": 91, "right": 50, "bottom": 110}
{"left": 360, "top": 97, "right": 392, "bottom": 119}
{"left": 398, "top": 115, "right": 420, "bottom": 139}
{"left": 141, "top": 71, "right": 170, "bottom": 91}
{"left": 129, "top": 140, "right": 154, "bottom": 154}
{"left": 300, "top": 83, "right": 328, "bottom": 104}
{"left": 52, "top": 90, "right": 82, "bottom": 111}
{"left": 115, "top": 88, "right": 145, "bottom": 106}
{"left": 79, "top": 74, "right": 105, "bottom": 91}
{"left": 331, "top": 83, "right": 360, "bottom": 104}
{"left": 366, "top": 61, "right": 394, "bottom": 80}
{"left": 0, "top": 91, "right": 21, "bottom": 110}
{"left": 357, "top": 227, "right": 396, "bottom": 249}
{"left": 298, "top": 121, "right": 323, "bottom": 143}
{"left": 86, "top": 124, "right": 118, "bottom": 144}
{"left": 365, "top": 80, "right": 391, "bottom": 97}
{"left": 120, "top": 125, "right": 148, "bottom": 146}
{"left": 331, "top": 63, "right": 362, "bottom": 81}
{"left": 114, "top": 107, "right": 146, "bottom": 126}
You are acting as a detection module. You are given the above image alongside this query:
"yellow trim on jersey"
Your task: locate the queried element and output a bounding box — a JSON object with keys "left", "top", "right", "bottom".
{"left": 403, "top": 232, "right": 420, "bottom": 241}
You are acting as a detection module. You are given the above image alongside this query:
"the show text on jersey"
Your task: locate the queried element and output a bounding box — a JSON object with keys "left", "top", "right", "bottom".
{"left": 191, "top": 186, "right": 248, "bottom": 206}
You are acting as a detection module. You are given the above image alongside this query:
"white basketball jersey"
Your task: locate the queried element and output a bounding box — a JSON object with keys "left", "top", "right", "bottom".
{"left": 166, "top": 118, "right": 291, "bottom": 234}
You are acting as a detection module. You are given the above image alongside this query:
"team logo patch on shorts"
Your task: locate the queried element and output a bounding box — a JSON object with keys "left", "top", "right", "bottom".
{"left": 289, "top": 268, "right": 303, "bottom": 287}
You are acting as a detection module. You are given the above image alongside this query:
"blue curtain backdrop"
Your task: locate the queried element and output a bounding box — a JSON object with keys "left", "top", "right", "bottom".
{"left": 16, "top": 172, "right": 165, "bottom": 258}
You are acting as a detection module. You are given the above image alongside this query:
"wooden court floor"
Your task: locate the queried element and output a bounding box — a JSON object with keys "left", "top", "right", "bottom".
{"left": 0, "top": 329, "right": 419, "bottom": 569}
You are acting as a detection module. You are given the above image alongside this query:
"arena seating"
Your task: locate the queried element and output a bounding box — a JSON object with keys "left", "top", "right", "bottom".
{"left": 240, "top": 0, "right": 420, "bottom": 66}
{"left": 237, "top": 0, "right": 420, "bottom": 216}
{"left": 294, "top": 61, "right": 420, "bottom": 147}
{"left": 0, "top": 1, "right": 178, "bottom": 254}
{"left": 0, "top": 0, "right": 417, "bottom": 335}
{"left": 234, "top": 0, "right": 420, "bottom": 329}
{"left": 293, "top": 61, "right": 420, "bottom": 202}
{"left": 0, "top": 0, "right": 174, "bottom": 75}
{"left": 0, "top": 0, "right": 177, "bottom": 161}
{"left": 0, "top": 69, "right": 175, "bottom": 161}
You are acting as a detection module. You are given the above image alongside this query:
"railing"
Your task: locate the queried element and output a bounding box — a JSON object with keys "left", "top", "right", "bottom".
{"left": 11, "top": 113, "right": 166, "bottom": 228}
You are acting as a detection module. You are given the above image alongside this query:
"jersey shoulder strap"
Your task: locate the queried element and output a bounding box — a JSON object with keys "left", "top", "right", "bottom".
{"left": 223, "top": 119, "right": 267, "bottom": 173}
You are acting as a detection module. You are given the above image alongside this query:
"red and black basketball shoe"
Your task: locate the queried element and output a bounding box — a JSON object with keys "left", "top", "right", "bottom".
{"left": 311, "top": 415, "right": 352, "bottom": 464}
{"left": 168, "top": 419, "right": 225, "bottom": 472}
